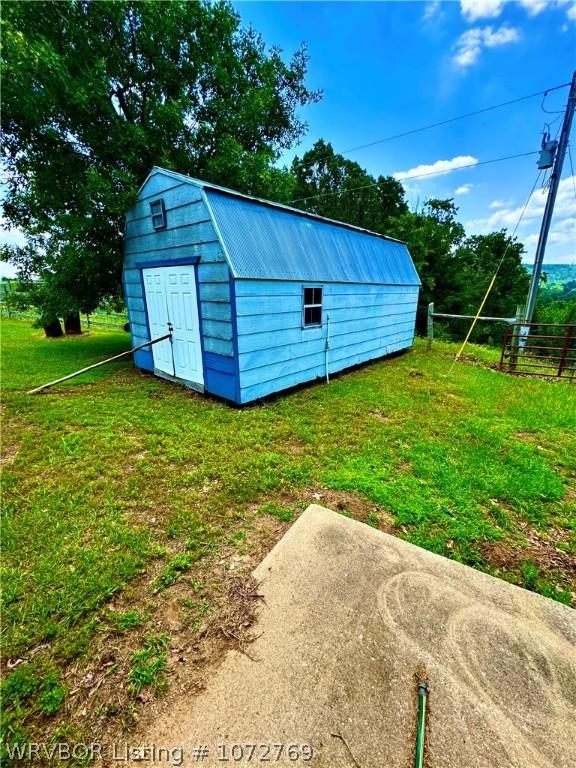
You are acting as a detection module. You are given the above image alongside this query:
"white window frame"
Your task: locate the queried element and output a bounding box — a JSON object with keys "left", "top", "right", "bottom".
{"left": 150, "top": 199, "right": 166, "bottom": 230}
{"left": 302, "top": 285, "right": 323, "bottom": 328}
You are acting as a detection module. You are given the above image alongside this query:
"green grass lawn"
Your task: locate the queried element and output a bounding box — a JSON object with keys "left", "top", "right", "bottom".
{"left": 1, "top": 319, "right": 575, "bottom": 755}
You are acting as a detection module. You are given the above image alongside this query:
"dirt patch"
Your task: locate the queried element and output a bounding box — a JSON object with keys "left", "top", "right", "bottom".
{"left": 205, "top": 575, "right": 263, "bottom": 658}
{"left": 370, "top": 409, "right": 391, "bottom": 423}
{"left": 284, "top": 440, "right": 307, "bottom": 455}
{"left": 68, "top": 488, "right": 298, "bottom": 729}
{"left": 305, "top": 488, "right": 396, "bottom": 532}
{"left": 116, "top": 490, "right": 394, "bottom": 743}
{"left": 512, "top": 432, "right": 549, "bottom": 451}
{"left": 439, "top": 350, "right": 494, "bottom": 369}
{"left": 53, "top": 569, "right": 264, "bottom": 746}
{"left": 513, "top": 431, "right": 538, "bottom": 441}
{"left": 255, "top": 486, "right": 397, "bottom": 534}
{"left": 0, "top": 440, "right": 19, "bottom": 466}
{"left": 481, "top": 527, "right": 576, "bottom": 600}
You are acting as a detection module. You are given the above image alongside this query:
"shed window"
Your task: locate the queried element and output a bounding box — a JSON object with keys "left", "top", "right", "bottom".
{"left": 150, "top": 199, "right": 166, "bottom": 230}
{"left": 303, "top": 286, "right": 323, "bottom": 327}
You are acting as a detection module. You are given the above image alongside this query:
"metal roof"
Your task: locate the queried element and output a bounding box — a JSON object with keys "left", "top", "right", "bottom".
{"left": 146, "top": 168, "right": 421, "bottom": 285}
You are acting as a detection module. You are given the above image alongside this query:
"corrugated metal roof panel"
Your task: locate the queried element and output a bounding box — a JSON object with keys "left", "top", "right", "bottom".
{"left": 205, "top": 190, "right": 421, "bottom": 285}
{"left": 144, "top": 167, "right": 405, "bottom": 242}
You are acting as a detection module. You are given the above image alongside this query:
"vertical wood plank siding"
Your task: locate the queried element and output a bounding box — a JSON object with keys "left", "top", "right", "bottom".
{"left": 235, "top": 280, "right": 419, "bottom": 403}
{"left": 123, "top": 173, "right": 233, "bottom": 375}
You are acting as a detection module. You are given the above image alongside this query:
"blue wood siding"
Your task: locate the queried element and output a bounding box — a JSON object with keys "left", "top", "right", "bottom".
{"left": 235, "top": 280, "right": 419, "bottom": 403}
{"left": 123, "top": 172, "right": 233, "bottom": 383}
{"left": 124, "top": 170, "right": 420, "bottom": 404}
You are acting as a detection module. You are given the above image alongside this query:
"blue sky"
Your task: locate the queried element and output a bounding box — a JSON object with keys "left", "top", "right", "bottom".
{"left": 1, "top": 0, "right": 574, "bottom": 277}
{"left": 233, "top": 0, "right": 575, "bottom": 266}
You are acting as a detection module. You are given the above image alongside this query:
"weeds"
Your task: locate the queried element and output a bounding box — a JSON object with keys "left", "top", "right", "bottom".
{"left": 128, "top": 634, "right": 170, "bottom": 695}
{"left": 153, "top": 553, "right": 195, "bottom": 593}
{"left": 520, "top": 560, "right": 572, "bottom": 605}
{"left": 113, "top": 609, "right": 148, "bottom": 632}
{"left": 260, "top": 502, "right": 295, "bottom": 522}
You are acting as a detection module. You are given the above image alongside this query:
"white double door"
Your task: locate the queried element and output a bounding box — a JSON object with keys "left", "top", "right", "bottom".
{"left": 142, "top": 265, "right": 204, "bottom": 386}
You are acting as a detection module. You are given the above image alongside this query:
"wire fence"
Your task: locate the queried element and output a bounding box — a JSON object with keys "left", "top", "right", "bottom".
{"left": 0, "top": 293, "right": 128, "bottom": 330}
{"left": 426, "top": 302, "right": 522, "bottom": 349}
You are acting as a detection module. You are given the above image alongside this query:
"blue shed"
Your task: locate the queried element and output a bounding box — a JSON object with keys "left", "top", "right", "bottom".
{"left": 123, "top": 167, "right": 421, "bottom": 405}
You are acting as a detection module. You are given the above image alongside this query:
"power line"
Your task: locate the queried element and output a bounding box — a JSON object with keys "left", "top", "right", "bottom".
{"left": 541, "top": 89, "right": 565, "bottom": 116}
{"left": 295, "top": 82, "right": 571, "bottom": 171}
{"left": 449, "top": 168, "right": 544, "bottom": 374}
{"left": 288, "top": 150, "right": 539, "bottom": 205}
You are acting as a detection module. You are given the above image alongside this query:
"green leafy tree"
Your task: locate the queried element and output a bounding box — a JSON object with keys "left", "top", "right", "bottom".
{"left": 1, "top": 0, "right": 319, "bottom": 334}
{"left": 452, "top": 231, "right": 528, "bottom": 344}
{"left": 290, "top": 139, "right": 408, "bottom": 232}
{"left": 535, "top": 280, "right": 576, "bottom": 325}
{"left": 387, "top": 199, "right": 466, "bottom": 329}
{"left": 455, "top": 231, "right": 529, "bottom": 319}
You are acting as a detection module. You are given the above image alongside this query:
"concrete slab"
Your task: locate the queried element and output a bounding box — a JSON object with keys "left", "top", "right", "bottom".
{"left": 145, "top": 505, "right": 576, "bottom": 767}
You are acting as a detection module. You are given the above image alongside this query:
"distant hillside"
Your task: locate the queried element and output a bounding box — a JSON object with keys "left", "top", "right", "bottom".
{"left": 540, "top": 264, "right": 576, "bottom": 287}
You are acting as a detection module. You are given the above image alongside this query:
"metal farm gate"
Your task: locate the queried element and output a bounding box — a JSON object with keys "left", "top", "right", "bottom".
{"left": 500, "top": 322, "right": 576, "bottom": 380}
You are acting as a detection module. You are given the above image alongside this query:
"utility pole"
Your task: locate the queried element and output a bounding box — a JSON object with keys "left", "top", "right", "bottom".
{"left": 524, "top": 70, "right": 576, "bottom": 324}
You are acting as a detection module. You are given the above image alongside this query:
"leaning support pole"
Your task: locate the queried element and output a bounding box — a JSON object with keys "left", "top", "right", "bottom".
{"left": 28, "top": 334, "right": 172, "bottom": 395}
{"left": 414, "top": 681, "right": 429, "bottom": 768}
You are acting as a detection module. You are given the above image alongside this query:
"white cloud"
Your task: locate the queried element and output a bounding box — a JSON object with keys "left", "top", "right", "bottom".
{"left": 460, "top": 0, "right": 505, "bottom": 22}
{"left": 394, "top": 155, "right": 478, "bottom": 181}
{"left": 524, "top": 217, "right": 576, "bottom": 247}
{"left": 489, "top": 199, "right": 513, "bottom": 209}
{"left": 423, "top": 1, "right": 442, "bottom": 21}
{"left": 455, "top": 183, "right": 474, "bottom": 195}
{"left": 460, "top": 0, "right": 571, "bottom": 20}
{"left": 453, "top": 25, "right": 520, "bottom": 68}
{"left": 518, "top": 0, "right": 550, "bottom": 15}
{"left": 468, "top": 180, "right": 575, "bottom": 265}
{"left": 567, "top": 2, "right": 576, "bottom": 20}
{"left": 467, "top": 176, "right": 576, "bottom": 233}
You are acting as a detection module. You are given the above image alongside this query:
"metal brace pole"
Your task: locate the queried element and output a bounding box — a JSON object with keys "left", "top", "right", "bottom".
{"left": 28, "top": 333, "right": 172, "bottom": 394}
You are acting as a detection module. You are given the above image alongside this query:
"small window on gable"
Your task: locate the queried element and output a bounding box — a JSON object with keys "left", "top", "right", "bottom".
{"left": 303, "top": 286, "right": 322, "bottom": 327}
{"left": 150, "top": 199, "right": 166, "bottom": 230}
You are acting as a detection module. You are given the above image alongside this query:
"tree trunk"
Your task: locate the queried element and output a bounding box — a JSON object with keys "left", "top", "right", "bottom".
{"left": 44, "top": 319, "right": 64, "bottom": 338}
{"left": 64, "top": 312, "right": 82, "bottom": 335}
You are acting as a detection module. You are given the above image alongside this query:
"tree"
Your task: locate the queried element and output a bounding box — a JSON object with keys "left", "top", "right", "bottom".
{"left": 387, "top": 199, "right": 466, "bottom": 330}
{"left": 388, "top": 203, "right": 530, "bottom": 340}
{"left": 290, "top": 140, "right": 408, "bottom": 232}
{"left": 1, "top": 0, "right": 320, "bottom": 330}
{"left": 536, "top": 274, "right": 576, "bottom": 321}
{"left": 455, "top": 231, "right": 529, "bottom": 320}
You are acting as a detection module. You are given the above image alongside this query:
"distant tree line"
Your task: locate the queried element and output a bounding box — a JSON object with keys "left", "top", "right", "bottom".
{"left": 534, "top": 277, "right": 576, "bottom": 325}
{"left": 1, "top": 0, "right": 534, "bottom": 341}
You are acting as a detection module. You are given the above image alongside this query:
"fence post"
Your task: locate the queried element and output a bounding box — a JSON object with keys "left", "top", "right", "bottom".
{"left": 3, "top": 283, "right": 11, "bottom": 318}
{"left": 499, "top": 325, "right": 510, "bottom": 371}
{"left": 557, "top": 324, "right": 574, "bottom": 378}
{"left": 427, "top": 302, "right": 434, "bottom": 350}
